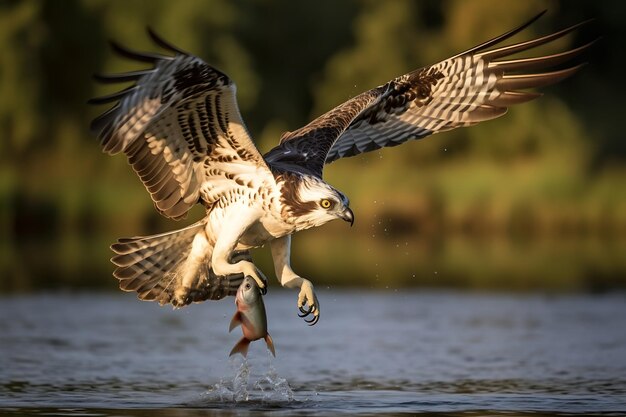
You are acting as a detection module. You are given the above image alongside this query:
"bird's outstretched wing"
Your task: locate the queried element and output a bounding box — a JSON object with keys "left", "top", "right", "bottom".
{"left": 263, "top": 12, "right": 594, "bottom": 178}
{"left": 90, "top": 30, "right": 267, "bottom": 220}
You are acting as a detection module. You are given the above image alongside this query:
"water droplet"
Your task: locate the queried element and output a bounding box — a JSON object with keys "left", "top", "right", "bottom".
{"left": 233, "top": 360, "right": 250, "bottom": 402}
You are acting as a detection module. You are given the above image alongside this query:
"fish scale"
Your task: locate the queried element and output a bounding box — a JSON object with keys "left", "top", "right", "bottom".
{"left": 229, "top": 276, "right": 275, "bottom": 357}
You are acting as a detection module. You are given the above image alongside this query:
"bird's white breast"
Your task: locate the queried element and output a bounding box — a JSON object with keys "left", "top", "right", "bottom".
{"left": 202, "top": 171, "right": 293, "bottom": 251}
{"left": 237, "top": 188, "right": 294, "bottom": 249}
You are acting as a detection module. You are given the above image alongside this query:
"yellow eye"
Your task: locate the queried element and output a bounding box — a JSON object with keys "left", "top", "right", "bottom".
{"left": 320, "top": 199, "right": 332, "bottom": 209}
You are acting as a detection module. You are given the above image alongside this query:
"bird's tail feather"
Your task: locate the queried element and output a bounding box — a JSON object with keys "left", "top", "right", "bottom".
{"left": 110, "top": 220, "right": 252, "bottom": 307}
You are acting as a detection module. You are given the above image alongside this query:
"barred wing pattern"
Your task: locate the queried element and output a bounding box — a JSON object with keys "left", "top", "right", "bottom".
{"left": 109, "top": 219, "right": 262, "bottom": 306}
{"left": 264, "top": 12, "right": 593, "bottom": 178}
{"left": 90, "top": 30, "right": 266, "bottom": 220}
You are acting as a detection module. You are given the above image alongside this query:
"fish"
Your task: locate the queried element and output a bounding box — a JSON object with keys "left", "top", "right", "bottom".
{"left": 229, "top": 276, "right": 275, "bottom": 357}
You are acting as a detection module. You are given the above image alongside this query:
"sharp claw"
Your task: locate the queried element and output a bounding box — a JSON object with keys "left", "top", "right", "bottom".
{"left": 298, "top": 305, "right": 313, "bottom": 317}
{"left": 296, "top": 280, "right": 319, "bottom": 325}
{"left": 260, "top": 285, "right": 267, "bottom": 295}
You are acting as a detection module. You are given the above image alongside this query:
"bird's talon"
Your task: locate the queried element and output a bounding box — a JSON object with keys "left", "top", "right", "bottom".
{"left": 298, "top": 310, "right": 312, "bottom": 318}
{"left": 296, "top": 279, "right": 320, "bottom": 325}
{"left": 305, "top": 314, "right": 320, "bottom": 326}
{"left": 298, "top": 305, "right": 313, "bottom": 316}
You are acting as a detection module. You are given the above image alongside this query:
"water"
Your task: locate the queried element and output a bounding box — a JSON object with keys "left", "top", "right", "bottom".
{"left": 1, "top": 290, "right": 625, "bottom": 416}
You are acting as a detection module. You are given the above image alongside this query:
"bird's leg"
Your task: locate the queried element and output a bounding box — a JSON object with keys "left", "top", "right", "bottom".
{"left": 210, "top": 207, "right": 267, "bottom": 292}
{"left": 270, "top": 235, "right": 320, "bottom": 325}
{"left": 172, "top": 230, "right": 211, "bottom": 306}
{"left": 183, "top": 251, "right": 264, "bottom": 303}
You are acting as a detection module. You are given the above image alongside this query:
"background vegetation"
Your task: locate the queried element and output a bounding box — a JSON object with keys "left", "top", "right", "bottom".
{"left": 1, "top": 0, "right": 625, "bottom": 292}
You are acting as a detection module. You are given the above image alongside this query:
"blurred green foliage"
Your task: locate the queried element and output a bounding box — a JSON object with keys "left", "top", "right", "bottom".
{"left": 1, "top": 0, "right": 625, "bottom": 292}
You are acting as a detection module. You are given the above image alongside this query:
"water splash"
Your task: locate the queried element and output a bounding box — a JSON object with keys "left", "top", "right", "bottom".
{"left": 201, "top": 350, "right": 294, "bottom": 404}
{"left": 233, "top": 358, "right": 250, "bottom": 402}
{"left": 254, "top": 350, "right": 294, "bottom": 402}
{"left": 200, "top": 358, "right": 249, "bottom": 403}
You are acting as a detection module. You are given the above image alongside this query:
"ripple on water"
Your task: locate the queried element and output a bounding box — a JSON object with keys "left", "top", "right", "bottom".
{"left": 1, "top": 291, "right": 626, "bottom": 416}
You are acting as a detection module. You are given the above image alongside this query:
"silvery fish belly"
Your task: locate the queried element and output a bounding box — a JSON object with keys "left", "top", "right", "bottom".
{"left": 229, "top": 276, "right": 275, "bottom": 357}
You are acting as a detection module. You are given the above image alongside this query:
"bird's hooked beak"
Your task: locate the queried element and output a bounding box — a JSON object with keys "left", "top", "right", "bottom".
{"left": 339, "top": 207, "right": 355, "bottom": 227}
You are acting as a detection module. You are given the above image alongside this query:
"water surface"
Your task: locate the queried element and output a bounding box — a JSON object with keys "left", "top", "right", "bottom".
{"left": 1, "top": 290, "right": 625, "bottom": 416}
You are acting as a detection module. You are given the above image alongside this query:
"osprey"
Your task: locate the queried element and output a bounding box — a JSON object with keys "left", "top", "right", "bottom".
{"left": 90, "top": 12, "right": 592, "bottom": 325}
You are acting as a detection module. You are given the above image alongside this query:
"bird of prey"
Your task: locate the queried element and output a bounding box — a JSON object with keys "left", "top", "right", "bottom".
{"left": 90, "top": 12, "right": 592, "bottom": 325}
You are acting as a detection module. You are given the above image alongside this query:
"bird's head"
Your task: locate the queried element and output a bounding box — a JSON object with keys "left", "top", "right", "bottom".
{"left": 280, "top": 174, "right": 354, "bottom": 230}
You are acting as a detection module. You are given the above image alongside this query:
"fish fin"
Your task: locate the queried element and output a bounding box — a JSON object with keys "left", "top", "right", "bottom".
{"left": 229, "top": 312, "right": 242, "bottom": 332}
{"left": 229, "top": 337, "right": 250, "bottom": 357}
{"left": 264, "top": 333, "right": 276, "bottom": 357}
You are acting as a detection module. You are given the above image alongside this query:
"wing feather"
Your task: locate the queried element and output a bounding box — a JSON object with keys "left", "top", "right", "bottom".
{"left": 263, "top": 13, "right": 594, "bottom": 177}
{"left": 90, "top": 30, "right": 268, "bottom": 219}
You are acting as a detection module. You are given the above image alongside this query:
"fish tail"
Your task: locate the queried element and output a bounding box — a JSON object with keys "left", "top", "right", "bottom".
{"left": 264, "top": 333, "right": 276, "bottom": 357}
{"left": 229, "top": 337, "right": 251, "bottom": 357}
